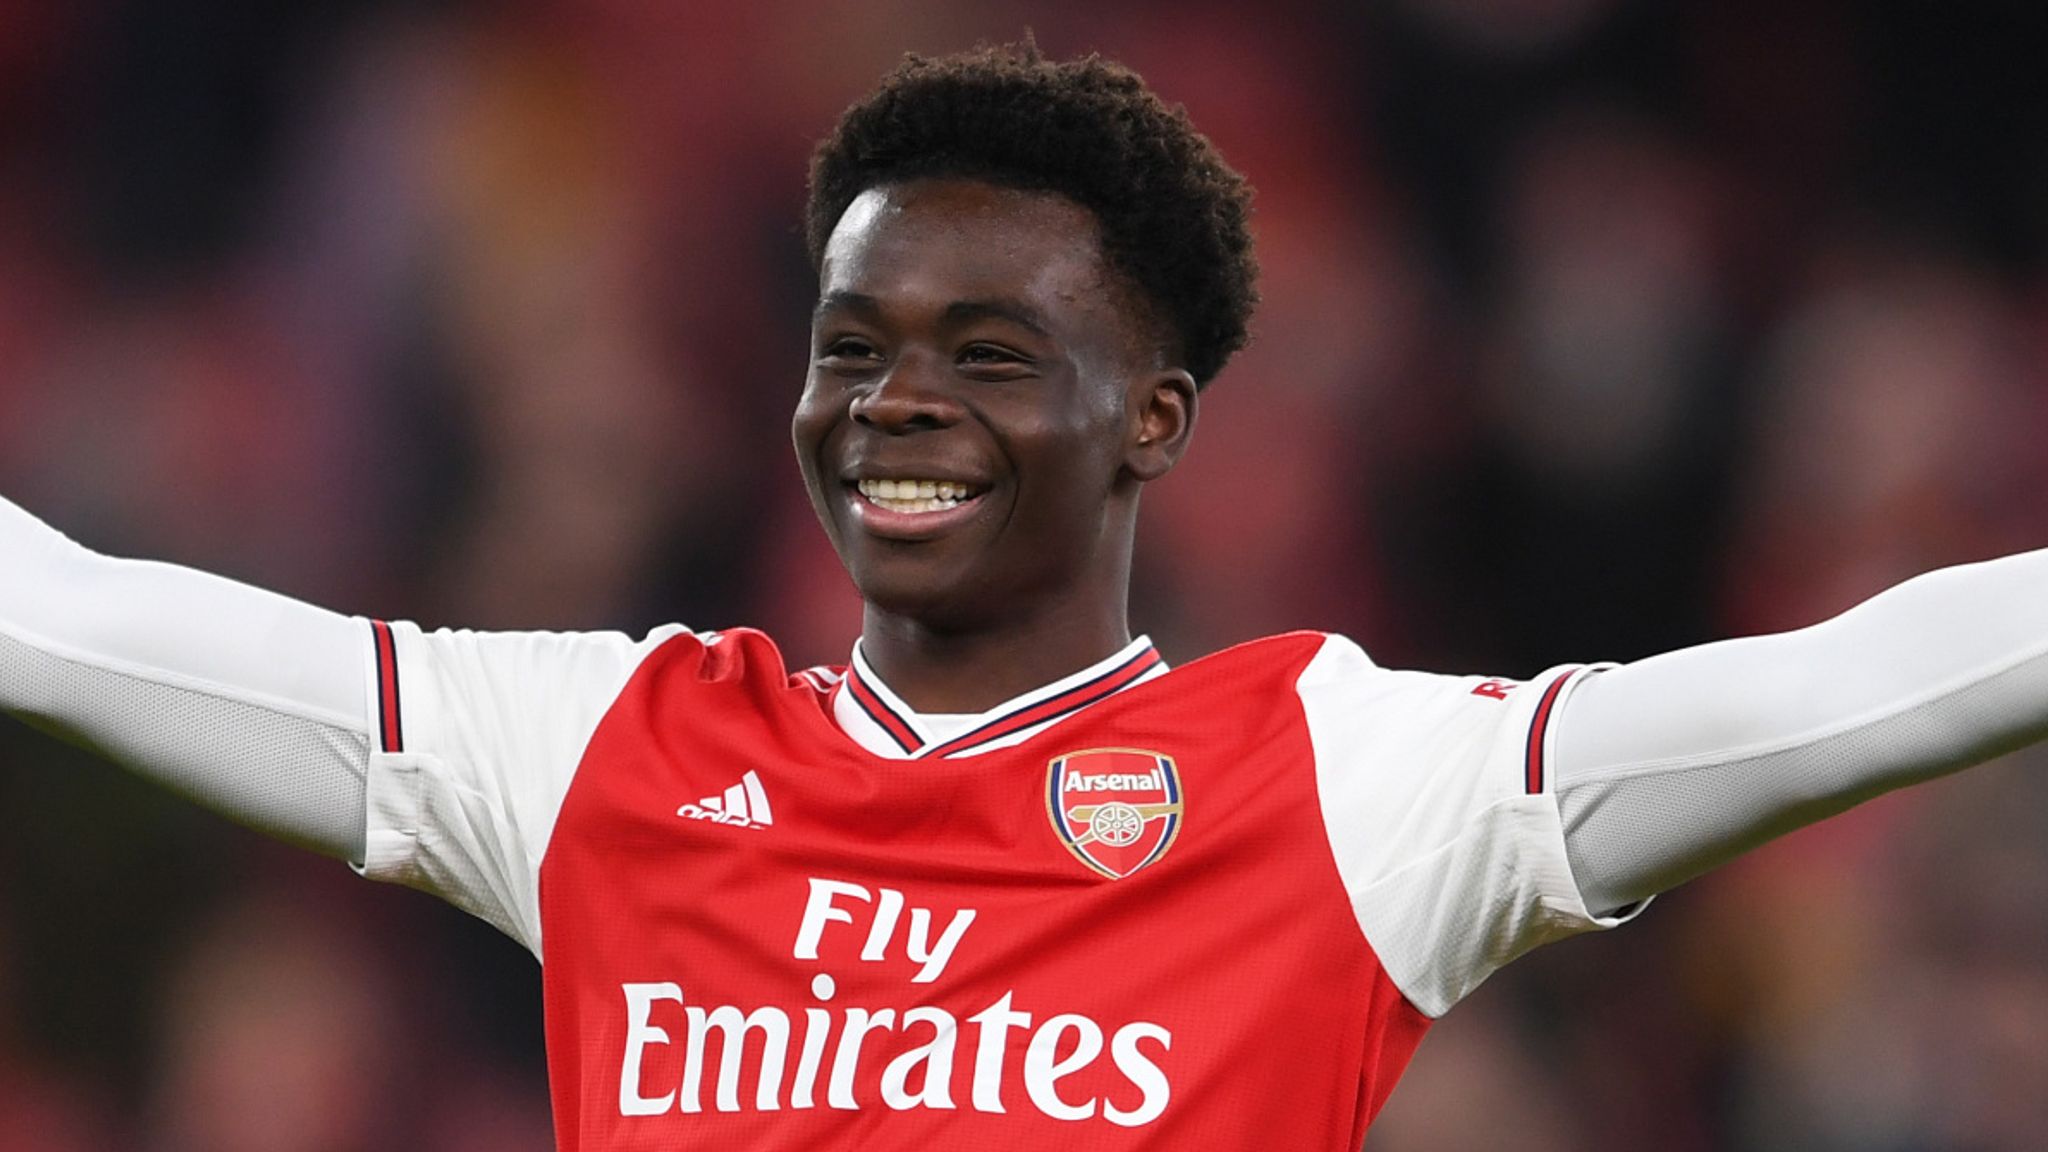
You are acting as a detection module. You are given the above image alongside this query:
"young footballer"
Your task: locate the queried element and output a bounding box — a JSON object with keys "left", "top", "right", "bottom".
{"left": 5, "top": 44, "right": 2048, "bottom": 1150}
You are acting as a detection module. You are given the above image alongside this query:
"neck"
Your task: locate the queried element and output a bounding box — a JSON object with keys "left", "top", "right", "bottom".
{"left": 859, "top": 593, "right": 1133, "bottom": 714}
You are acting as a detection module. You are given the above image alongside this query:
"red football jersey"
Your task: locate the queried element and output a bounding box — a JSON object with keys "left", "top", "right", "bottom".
{"left": 359, "top": 624, "right": 1625, "bottom": 1149}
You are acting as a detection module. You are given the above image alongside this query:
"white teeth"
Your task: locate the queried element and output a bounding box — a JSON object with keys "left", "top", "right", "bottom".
{"left": 856, "top": 478, "right": 981, "bottom": 514}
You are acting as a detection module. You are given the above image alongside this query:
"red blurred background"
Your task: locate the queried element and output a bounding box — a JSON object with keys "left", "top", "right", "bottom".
{"left": 3, "top": 1, "right": 2047, "bottom": 1148}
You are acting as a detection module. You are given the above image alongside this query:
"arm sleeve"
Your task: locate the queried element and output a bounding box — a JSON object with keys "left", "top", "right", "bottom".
{"left": 0, "top": 494, "right": 690, "bottom": 956}
{"left": 1553, "top": 547, "right": 2048, "bottom": 917}
{"left": 361, "top": 620, "right": 688, "bottom": 957}
{"left": 0, "top": 494, "right": 372, "bottom": 861}
{"left": 1302, "top": 637, "right": 1632, "bottom": 1017}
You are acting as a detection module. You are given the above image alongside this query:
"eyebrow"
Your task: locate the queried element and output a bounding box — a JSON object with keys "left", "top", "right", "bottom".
{"left": 813, "top": 291, "right": 882, "bottom": 323}
{"left": 940, "top": 299, "right": 1052, "bottom": 337}
{"left": 812, "top": 291, "right": 1052, "bottom": 338}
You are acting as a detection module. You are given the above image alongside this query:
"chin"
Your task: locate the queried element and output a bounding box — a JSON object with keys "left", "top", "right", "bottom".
{"left": 849, "top": 562, "right": 1002, "bottom": 632}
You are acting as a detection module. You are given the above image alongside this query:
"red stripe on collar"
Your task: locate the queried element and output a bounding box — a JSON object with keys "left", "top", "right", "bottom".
{"left": 919, "top": 644, "right": 1163, "bottom": 759}
{"left": 841, "top": 665, "right": 920, "bottom": 753}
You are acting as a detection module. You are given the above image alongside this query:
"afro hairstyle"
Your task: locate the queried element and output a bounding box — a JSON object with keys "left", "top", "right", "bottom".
{"left": 805, "top": 41, "right": 1258, "bottom": 388}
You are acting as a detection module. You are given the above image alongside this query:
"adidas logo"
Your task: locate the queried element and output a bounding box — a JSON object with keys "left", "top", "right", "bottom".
{"left": 677, "top": 770, "right": 774, "bottom": 830}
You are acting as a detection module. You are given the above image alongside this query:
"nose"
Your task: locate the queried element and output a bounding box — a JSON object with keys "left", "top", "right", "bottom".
{"left": 850, "top": 354, "right": 961, "bottom": 433}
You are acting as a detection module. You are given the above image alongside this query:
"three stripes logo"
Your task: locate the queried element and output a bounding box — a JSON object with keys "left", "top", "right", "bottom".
{"left": 678, "top": 770, "right": 775, "bottom": 830}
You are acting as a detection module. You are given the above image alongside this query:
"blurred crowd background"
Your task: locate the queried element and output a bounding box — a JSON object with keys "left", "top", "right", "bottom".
{"left": 2, "top": 0, "right": 2047, "bottom": 1148}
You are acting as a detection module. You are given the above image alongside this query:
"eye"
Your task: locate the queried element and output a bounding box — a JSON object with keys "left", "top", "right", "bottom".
{"left": 816, "top": 335, "right": 882, "bottom": 370}
{"left": 957, "top": 343, "right": 1034, "bottom": 376}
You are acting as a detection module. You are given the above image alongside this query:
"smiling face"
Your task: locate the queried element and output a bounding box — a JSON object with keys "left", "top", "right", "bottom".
{"left": 793, "top": 178, "right": 1194, "bottom": 637}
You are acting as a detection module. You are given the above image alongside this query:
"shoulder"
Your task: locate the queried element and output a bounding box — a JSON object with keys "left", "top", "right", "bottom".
{"left": 1164, "top": 630, "right": 1342, "bottom": 688}
{"left": 1165, "top": 630, "right": 1459, "bottom": 704}
{"left": 615, "top": 626, "right": 845, "bottom": 706}
{"left": 1164, "top": 630, "right": 1550, "bottom": 711}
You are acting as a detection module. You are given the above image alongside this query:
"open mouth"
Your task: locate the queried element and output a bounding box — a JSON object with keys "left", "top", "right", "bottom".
{"left": 854, "top": 478, "right": 988, "bottom": 516}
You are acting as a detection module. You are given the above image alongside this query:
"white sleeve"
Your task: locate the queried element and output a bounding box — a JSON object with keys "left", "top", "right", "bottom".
{"left": 0, "top": 494, "right": 372, "bottom": 860}
{"left": 1301, "top": 636, "right": 1636, "bottom": 1018}
{"left": 1553, "top": 547, "right": 2048, "bottom": 917}
{"left": 361, "top": 620, "right": 689, "bottom": 958}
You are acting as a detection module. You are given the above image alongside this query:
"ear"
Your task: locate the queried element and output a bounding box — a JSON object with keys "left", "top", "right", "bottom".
{"left": 1124, "top": 369, "right": 1198, "bottom": 483}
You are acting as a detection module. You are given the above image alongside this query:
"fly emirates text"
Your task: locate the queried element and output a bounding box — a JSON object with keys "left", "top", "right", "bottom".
{"left": 617, "top": 877, "right": 1173, "bottom": 1127}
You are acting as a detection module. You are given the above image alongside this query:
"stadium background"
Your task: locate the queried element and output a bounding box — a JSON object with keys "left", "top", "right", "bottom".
{"left": 3, "top": 1, "right": 2047, "bottom": 1148}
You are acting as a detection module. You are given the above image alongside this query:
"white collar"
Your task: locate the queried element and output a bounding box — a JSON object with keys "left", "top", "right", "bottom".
{"left": 831, "top": 635, "right": 1166, "bottom": 760}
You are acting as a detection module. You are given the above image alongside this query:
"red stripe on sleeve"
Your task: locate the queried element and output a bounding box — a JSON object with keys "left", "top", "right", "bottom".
{"left": 1523, "top": 671, "right": 1573, "bottom": 795}
{"left": 370, "top": 620, "right": 404, "bottom": 754}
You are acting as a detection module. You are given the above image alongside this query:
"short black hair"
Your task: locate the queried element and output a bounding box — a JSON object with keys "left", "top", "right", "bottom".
{"left": 806, "top": 41, "right": 1258, "bottom": 388}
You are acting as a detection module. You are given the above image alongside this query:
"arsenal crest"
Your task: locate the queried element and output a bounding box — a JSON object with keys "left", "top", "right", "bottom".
{"left": 1046, "top": 748, "right": 1184, "bottom": 879}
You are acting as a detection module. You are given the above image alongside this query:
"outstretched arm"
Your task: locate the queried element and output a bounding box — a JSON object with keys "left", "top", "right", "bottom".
{"left": 0, "top": 495, "right": 371, "bottom": 861}
{"left": 1553, "top": 548, "right": 2048, "bottom": 915}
